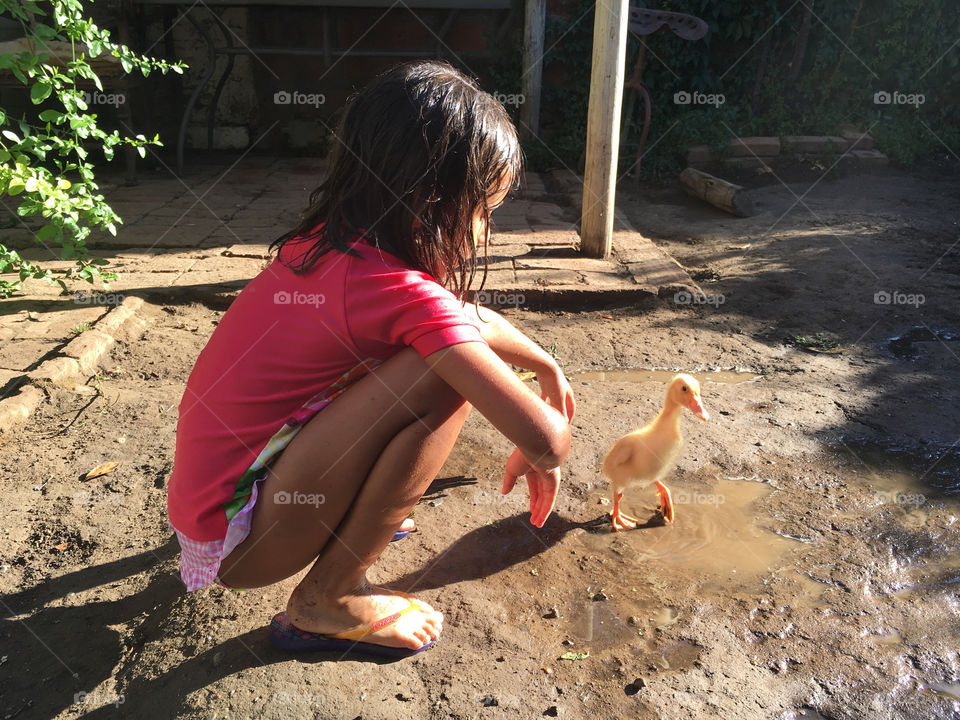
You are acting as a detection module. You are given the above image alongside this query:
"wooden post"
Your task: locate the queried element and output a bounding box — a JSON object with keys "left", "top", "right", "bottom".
{"left": 580, "top": 0, "right": 628, "bottom": 258}
{"left": 520, "top": 0, "right": 546, "bottom": 140}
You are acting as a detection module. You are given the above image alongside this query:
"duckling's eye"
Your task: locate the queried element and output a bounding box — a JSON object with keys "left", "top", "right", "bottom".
{"left": 681, "top": 385, "right": 688, "bottom": 392}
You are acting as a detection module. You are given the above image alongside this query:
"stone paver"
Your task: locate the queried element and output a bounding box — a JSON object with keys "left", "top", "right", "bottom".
{"left": 0, "top": 156, "right": 698, "bottom": 429}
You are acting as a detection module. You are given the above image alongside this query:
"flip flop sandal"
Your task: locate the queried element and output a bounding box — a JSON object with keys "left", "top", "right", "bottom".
{"left": 269, "top": 598, "right": 435, "bottom": 659}
{"left": 391, "top": 529, "right": 411, "bottom": 542}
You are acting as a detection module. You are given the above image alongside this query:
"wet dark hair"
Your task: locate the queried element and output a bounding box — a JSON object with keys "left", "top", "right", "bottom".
{"left": 271, "top": 60, "right": 523, "bottom": 298}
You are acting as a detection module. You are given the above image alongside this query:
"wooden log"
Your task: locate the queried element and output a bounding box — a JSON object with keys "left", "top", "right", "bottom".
{"left": 520, "top": 0, "right": 546, "bottom": 140}
{"left": 678, "top": 167, "right": 755, "bottom": 217}
{"left": 580, "top": 0, "right": 629, "bottom": 258}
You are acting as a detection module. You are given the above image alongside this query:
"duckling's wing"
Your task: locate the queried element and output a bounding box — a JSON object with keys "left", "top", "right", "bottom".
{"left": 602, "top": 441, "right": 633, "bottom": 475}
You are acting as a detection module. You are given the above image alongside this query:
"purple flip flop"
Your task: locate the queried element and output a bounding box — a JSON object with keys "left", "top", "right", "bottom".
{"left": 391, "top": 529, "right": 411, "bottom": 542}
{"left": 269, "top": 607, "right": 434, "bottom": 659}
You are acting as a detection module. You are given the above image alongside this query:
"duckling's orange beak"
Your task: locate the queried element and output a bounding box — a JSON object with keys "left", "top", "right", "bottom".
{"left": 688, "top": 394, "right": 709, "bottom": 421}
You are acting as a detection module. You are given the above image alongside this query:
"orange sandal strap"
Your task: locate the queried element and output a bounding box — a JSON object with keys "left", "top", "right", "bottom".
{"left": 332, "top": 599, "right": 426, "bottom": 642}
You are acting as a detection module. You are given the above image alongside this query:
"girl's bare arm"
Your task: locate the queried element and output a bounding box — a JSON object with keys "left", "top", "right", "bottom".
{"left": 423, "top": 341, "right": 570, "bottom": 471}
{"left": 468, "top": 304, "right": 576, "bottom": 422}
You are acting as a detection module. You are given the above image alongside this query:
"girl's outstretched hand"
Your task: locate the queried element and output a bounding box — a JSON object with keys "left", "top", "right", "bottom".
{"left": 536, "top": 364, "right": 575, "bottom": 423}
{"left": 502, "top": 448, "right": 561, "bottom": 528}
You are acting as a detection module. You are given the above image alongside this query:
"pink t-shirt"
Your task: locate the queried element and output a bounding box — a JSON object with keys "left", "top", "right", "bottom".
{"left": 167, "top": 237, "right": 485, "bottom": 541}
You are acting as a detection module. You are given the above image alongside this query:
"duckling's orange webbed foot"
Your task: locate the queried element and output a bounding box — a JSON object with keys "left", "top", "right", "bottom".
{"left": 655, "top": 481, "right": 674, "bottom": 523}
{"left": 611, "top": 492, "right": 638, "bottom": 531}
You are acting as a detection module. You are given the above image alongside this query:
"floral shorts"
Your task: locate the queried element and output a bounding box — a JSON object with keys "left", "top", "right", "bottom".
{"left": 171, "top": 358, "right": 381, "bottom": 591}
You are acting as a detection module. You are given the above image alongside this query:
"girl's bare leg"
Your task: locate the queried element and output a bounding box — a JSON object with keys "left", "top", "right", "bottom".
{"left": 217, "top": 348, "right": 470, "bottom": 650}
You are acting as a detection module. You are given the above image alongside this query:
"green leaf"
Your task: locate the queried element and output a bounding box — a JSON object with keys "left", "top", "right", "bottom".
{"left": 559, "top": 651, "right": 589, "bottom": 661}
{"left": 2, "top": 130, "right": 20, "bottom": 143}
{"left": 38, "top": 109, "right": 61, "bottom": 122}
{"left": 30, "top": 79, "right": 53, "bottom": 104}
{"left": 33, "top": 23, "right": 57, "bottom": 40}
{"left": 35, "top": 224, "right": 58, "bottom": 242}
{"left": 0, "top": 149, "right": 9, "bottom": 163}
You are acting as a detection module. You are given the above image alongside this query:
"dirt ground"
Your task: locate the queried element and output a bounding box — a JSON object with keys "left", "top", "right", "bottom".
{"left": 2, "top": 160, "right": 959, "bottom": 720}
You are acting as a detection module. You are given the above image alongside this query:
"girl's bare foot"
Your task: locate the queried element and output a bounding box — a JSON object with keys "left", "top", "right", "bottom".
{"left": 399, "top": 517, "right": 415, "bottom": 533}
{"left": 286, "top": 581, "right": 442, "bottom": 650}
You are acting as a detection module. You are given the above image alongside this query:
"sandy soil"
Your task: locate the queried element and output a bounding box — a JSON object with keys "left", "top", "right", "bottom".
{"left": 2, "top": 161, "right": 959, "bottom": 720}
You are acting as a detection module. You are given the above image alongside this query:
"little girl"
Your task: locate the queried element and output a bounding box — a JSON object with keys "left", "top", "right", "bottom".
{"left": 167, "top": 60, "right": 575, "bottom": 659}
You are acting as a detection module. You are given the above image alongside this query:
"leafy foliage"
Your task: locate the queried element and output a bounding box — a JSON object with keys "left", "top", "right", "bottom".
{"left": 526, "top": 0, "right": 959, "bottom": 175}
{"left": 0, "top": 0, "right": 185, "bottom": 297}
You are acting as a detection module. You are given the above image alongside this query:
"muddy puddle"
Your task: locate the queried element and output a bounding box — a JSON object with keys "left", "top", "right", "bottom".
{"left": 571, "top": 368, "right": 760, "bottom": 384}
{"left": 886, "top": 326, "right": 960, "bottom": 360}
{"left": 830, "top": 441, "right": 960, "bottom": 602}
{"left": 591, "top": 477, "right": 796, "bottom": 578}
{"left": 834, "top": 440, "right": 960, "bottom": 499}
{"left": 565, "top": 477, "right": 809, "bottom": 653}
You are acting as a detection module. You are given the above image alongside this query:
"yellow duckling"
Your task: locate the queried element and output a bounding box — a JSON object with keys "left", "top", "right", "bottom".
{"left": 603, "top": 373, "right": 709, "bottom": 530}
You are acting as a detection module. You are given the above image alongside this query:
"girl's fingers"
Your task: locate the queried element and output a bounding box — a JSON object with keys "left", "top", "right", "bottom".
{"left": 503, "top": 448, "right": 531, "bottom": 494}
{"left": 528, "top": 470, "right": 559, "bottom": 527}
{"left": 527, "top": 475, "right": 540, "bottom": 519}
{"left": 502, "top": 469, "right": 519, "bottom": 495}
{"left": 543, "top": 384, "right": 576, "bottom": 424}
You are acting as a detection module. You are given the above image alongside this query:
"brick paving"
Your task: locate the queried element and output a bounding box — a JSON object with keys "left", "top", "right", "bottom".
{"left": 0, "top": 156, "right": 697, "bottom": 427}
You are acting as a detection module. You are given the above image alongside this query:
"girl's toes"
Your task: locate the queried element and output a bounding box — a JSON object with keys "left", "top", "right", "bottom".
{"left": 414, "top": 599, "right": 436, "bottom": 615}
